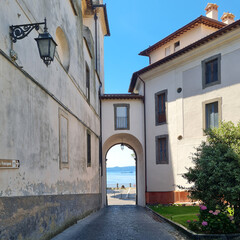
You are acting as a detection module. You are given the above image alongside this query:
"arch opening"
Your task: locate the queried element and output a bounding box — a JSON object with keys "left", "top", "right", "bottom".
{"left": 106, "top": 144, "right": 137, "bottom": 205}
{"left": 102, "top": 133, "right": 145, "bottom": 207}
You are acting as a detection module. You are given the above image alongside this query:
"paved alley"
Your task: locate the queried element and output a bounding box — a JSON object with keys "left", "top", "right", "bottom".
{"left": 52, "top": 206, "right": 189, "bottom": 240}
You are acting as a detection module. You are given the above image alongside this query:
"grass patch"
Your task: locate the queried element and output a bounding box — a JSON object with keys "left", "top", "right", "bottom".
{"left": 149, "top": 205, "right": 199, "bottom": 228}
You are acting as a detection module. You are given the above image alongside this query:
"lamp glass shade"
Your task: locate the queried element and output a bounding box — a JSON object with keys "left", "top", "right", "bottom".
{"left": 35, "top": 32, "right": 57, "bottom": 66}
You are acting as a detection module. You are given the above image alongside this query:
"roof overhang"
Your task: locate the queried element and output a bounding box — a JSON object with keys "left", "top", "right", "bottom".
{"left": 129, "top": 19, "right": 240, "bottom": 92}
{"left": 101, "top": 94, "right": 143, "bottom": 100}
{"left": 93, "top": 4, "right": 110, "bottom": 36}
{"left": 139, "top": 15, "right": 226, "bottom": 57}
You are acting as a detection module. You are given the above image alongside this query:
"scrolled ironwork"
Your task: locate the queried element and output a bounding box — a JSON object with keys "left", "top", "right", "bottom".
{"left": 10, "top": 20, "right": 46, "bottom": 43}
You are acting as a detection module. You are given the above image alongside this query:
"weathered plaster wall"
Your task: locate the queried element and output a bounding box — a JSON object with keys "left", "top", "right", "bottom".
{"left": 0, "top": 0, "right": 106, "bottom": 238}
{"left": 0, "top": 194, "right": 101, "bottom": 240}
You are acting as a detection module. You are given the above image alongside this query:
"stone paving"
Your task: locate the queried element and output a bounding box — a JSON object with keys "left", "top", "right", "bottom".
{"left": 52, "top": 205, "right": 189, "bottom": 240}
{"left": 107, "top": 187, "right": 136, "bottom": 205}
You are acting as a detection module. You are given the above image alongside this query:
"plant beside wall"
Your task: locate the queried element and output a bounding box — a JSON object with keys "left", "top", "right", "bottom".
{"left": 182, "top": 121, "right": 240, "bottom": 233}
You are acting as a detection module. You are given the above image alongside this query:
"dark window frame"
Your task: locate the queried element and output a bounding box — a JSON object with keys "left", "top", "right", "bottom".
{"left": 87, "top": 130, "right": 91, "bottom": 167}
{"left": 202, "top": 54, "right": 221, "bottom": 89}
{"left": 85, "top": 62, "right": 90, "bottom": 103}
{"left": 202, "top": 98, "right": 222, "bottom": 134}
{"left": 114, "top": 104, "right": 130, "bottom": 130}
{"left": 156, "top": 135, "right": 169, "bottom": 164}
{"left": 174, "top": 41, "right": 180, "bottom": 52}
{"left": 155, "top": 90, "right": 167, "bottom": 126}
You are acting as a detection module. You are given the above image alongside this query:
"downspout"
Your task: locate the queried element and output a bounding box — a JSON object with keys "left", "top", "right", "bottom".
{"left": 99, "top": 83, "right": 104, "bottom": 207}
{"left": 137, "top": 75, "right": 147, "bottom": 196}
{"left": 99, "top": 84, "right": 103, "bottom": 177}
{"left": 93, "top": 4, "right": 109, "bottom": 73}
{"left": 94, "top": 11, "right": 98, "bottom": 72}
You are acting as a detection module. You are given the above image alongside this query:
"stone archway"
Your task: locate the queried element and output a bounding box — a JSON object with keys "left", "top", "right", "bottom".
{"left": 102, "top": 133, "right": 145, "bottom": 206}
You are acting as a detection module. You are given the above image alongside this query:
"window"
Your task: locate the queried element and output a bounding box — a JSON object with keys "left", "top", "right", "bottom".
{"left": 114, "top": 104, "right": 130, "bottom": 130}
{"left": 86, "top": 63, "right": 90, "bottom": 102}
{"left": 174, "top": 41, "right": 180, "bottom": 52}
{"left": 203, "top": 98, "right": 222, "bottom": 132}
{"left": 155, "top": 90, "right": 167, "bottom": 125}
{"left": 156, "top": 135, "right": 168, "bottom": 164}
{"left": 165, "top": 46, "right": 170, "bottom": 56}
{"left": 87, "top": 131, "right": 91, "bottom": 167}
{"left": 59, "top": 109, "right": 69, "bottom": 169}
{"left": 202, "top": 54, "right": 221, "bottom": 89}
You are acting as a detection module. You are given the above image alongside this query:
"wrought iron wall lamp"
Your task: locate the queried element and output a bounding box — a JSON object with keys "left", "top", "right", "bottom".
{"left": 10, "top": 18, "right": 57, "bottom": 66}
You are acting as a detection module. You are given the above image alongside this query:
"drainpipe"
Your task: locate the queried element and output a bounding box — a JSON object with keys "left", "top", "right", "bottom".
{"left": 99, "top": 84, "right": 103, "bottom": 176}
{"left": 137, "top": 75, "right": 147, "bottom": 196}
{"left": 94, "top": 11, "right": 98, "bottom": 73}
{"left": 93, "top": 4, "right": 108, "bottom": 73}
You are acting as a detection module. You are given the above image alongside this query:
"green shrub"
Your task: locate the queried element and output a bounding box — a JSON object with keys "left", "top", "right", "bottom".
{"left": 183, "top": 121, "right": 240, "bottom": 229}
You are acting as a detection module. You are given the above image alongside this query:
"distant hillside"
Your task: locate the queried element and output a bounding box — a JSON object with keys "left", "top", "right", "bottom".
{"left": 107, "top": 166, "right": 135, "bottom": 172}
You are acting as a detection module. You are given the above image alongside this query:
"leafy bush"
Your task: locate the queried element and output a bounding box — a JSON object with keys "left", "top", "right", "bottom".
{"left": 183, "top": 122, "right": 240, "bottom": 229}
{"left": 187, "top": 205, "right": 236, "bottom": 234}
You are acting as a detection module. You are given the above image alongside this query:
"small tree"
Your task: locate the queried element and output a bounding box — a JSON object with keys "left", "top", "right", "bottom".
{"left": 183, "top": 121, "right": 240, "bottom": 227}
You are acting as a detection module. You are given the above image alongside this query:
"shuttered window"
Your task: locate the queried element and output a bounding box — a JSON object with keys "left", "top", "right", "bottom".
{"left": 156, "top": 135, "right": 168, "bottom": 164}
{"left": 206, "top": 59, "right": 218, "bottom": 84}
{"left": 155, "top": 90, "right": 167, "bottom": 125}
{"left": 202, "top": 54, "right": 221, "bottom": 89}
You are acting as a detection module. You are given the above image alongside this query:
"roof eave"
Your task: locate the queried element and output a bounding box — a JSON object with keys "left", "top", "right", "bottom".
{"left": 139, "top": 15, "right": 226, "bottom": 57}
{"left": 129, "top": 19, "right": 240, "bottom": 92}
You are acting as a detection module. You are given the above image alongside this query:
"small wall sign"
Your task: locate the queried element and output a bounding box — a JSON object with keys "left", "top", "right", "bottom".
{"left": 0, "top": 159, "right": 20, "bottom": 169}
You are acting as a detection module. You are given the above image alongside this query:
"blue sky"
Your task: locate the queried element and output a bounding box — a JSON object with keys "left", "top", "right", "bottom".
{"left": 103, "top": 0, "right": 240, "bottom": 94}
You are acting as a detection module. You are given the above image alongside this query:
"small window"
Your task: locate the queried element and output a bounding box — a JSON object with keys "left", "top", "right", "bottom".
{"left": 203, "top": 98, "right": 222, "bottom": 132}
{"left": 206, "top": 102, "right": 218, "bottom": 129}
{"left": 86, "top": 63, "right": 90, "bottom": 102}
{"left": 87, "top": 131, "right": 91, "bottom": 167}
{"left": 174, "top": 41, "right": 180, "bottom": 52}
{"left": 155, "top": 90, "right": 167, "bottom": 125}
{"left": 114, "top": 104, "right": 130, "bottom": 130}
{"left": 156, "top": 135, "right": 168, "bottom": 164}
{"left": 165, "top": 46, "right": 170, "bottom": 56}
{"left": 202, "top": 54, "right": 221, "bottom": 89}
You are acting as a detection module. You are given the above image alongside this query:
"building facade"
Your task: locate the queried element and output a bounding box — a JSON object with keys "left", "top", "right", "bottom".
{"left": 0, "top": 0, "right": 109, "bottom": 239}
{"left": 102, "top": 3, "right": 240, "bottom": 205}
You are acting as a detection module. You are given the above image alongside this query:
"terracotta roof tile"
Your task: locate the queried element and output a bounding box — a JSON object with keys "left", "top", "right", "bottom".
{"left": 101, "top": 94, "right": 143, "bottom": 100}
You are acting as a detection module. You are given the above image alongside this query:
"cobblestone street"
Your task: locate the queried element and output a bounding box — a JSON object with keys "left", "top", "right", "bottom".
{"left": 52, "top": 206, "right": 189, "bottom": 240}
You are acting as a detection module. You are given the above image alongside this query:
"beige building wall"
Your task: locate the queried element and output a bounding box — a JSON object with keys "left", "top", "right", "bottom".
{"left": 150, "top": 24, "right": 221, "bottom": 64}
{"left": 101, "top": 98, "right": 145, "bottom": 206}
{"left": 140, "top": 27, "right": 240, "bottom": 195}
